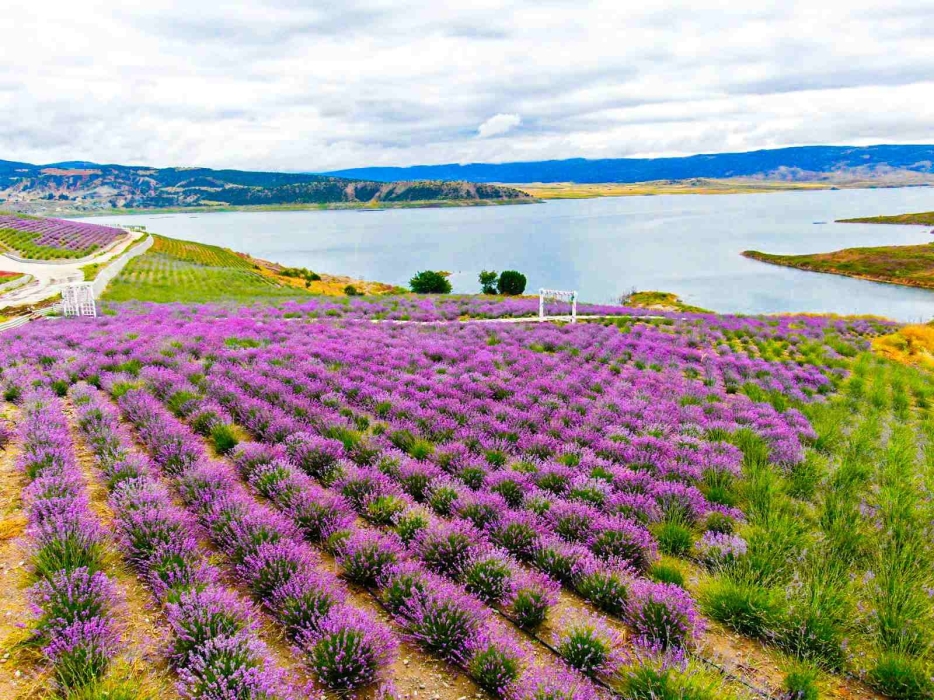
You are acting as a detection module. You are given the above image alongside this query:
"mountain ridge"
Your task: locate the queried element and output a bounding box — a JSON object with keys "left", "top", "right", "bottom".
{"left": 323, "top": 144, "right": 934, "bottom": 184}
{"left": 0, "top": 159, "right": 531, "bottom": 214}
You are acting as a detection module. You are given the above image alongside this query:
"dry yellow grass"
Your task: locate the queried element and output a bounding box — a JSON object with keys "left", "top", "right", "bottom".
{"left": 872, "top": 325, "right": 934, "bottom": 367}
{"left": 255, "top": 265, "right": 402, "bottom": 295}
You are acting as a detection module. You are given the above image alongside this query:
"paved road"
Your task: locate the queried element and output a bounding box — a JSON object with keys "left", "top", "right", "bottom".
{"left": 0, "top": 230, "right": 143, "bottom": 310}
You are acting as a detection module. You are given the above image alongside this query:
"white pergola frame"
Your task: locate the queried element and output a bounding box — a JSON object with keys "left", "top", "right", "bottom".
{"left": 61, "top": 282, "right": 97, "bottom": 318}
{"left": 539, "top": 288, "right": 578, "bottom": 322}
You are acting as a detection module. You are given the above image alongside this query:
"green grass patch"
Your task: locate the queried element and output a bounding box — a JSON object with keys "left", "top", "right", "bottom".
{"left": 101, "top": 234, "right": 313, "bottom": 303}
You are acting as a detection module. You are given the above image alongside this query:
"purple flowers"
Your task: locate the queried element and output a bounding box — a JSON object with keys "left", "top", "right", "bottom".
{"left": 18, "top": 392, "right": 120, "bottom": 689}
{"left": 299, "top": 607, "right": 397, "bottom": 690}
{"left": 626, "top": 580, "right": 705, "bottom": 651}
{"left": 553, "top": 617, "right": 624, "bottom": 679}
{"left": 0, "top": 214, "right": 125, "bottom": 258}
{"left": 694, "top": 531, "right": 747, "bottom": 570}
{"left": 1, "top": 297, "right": 892, "bottom": 695}
{"left": 71, "top": 385, "right": 285, "bottom": 698}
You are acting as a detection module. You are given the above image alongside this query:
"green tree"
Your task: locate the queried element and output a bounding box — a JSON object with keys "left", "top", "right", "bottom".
{"left": 409, "top": 270, "right": 452, "bottom": 294}
{"left": 479, "top": 270, "right": 499, "bottom": 294}
{"left": 497, "top": 270, "right": 527, "bottom": 295}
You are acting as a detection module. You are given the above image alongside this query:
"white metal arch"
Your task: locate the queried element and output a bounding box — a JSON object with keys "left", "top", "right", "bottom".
{"left": 61, "top": 282, "right": 97, "bottom": 318}
{"left": 539, "top": 288, "right": 578, "bottom": 322}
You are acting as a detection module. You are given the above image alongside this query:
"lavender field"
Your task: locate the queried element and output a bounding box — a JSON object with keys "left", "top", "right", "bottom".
{"left": 1, "top": 301, "right": 932, "bottom": 700}
{"left": 0, "top": 214, "right": 126, "bottom": 260}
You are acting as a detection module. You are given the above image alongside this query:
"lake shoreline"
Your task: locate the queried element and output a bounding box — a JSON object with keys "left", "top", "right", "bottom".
{"left": 742, "top": 248, "right": 934, "bottom": 293}
{"left": 838, "top": 211, "right": 934, "bottom": 226}
{"left": 41, "top": 197, "right": 540, "bottom": 219}
{"left": 51, "top": 182, "right": 934, "bottom": 217}
{"left": 72, "top": 188, "right": 934, "bottom": 320}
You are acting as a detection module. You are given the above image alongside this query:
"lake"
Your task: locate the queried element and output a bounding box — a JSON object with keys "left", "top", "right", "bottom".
{"left": 82, "top": 187, "right": 934, "bottom": 321}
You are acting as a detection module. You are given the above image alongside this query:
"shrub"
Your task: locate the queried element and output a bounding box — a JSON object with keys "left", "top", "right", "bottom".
{"left": 393, "top": 509, "right": 429, "bottom": 544}
{"left": 489, "top": 513, "right": 541, "bottom": 561}
{"left": 703, "top": 511, "right": 734, "bottom": 535}
{"left": 45, "top": 618, "right": 118, "bottom": 688}
{"left": 467, "top": 632, "right": 523, "bottom": 695}
{"left": 479, "top": 270, "right": 499, "bottom": 295}
{"left": 410, "top": 271, "right": 452, "bottom": 294}
{"left": 781, "top": 663, "right": 820, "bottom": 700}
{"left": 177, "top": 634, "right": 279, "bottom": 700}
{"left": 867, "top": 652, "right": 934, "bottom": 699}
{"left": 702, "top": 578, "right": 782, "bottom": 639}
{"left": 653, "top": 521, "right": 694, "bottom": 557}
{"left": 269, "top": 571, "right": 344, "bottom": 636}
{"left": 300, "top": 608, "right": 396, "bottom": 690}
{"left": 344, "top": 285, "right": 361, "bottom": 296}
{"left": 532, "top": 538, "right": 589, "bottom": 586}
{"left": 650, "top": 563, "right": 685, "bottom": 587}
{"left": 555, "top": 620, "right": 622, "bottom": 678}
{"left": 396, "top": 580, "right": 487, "bottom": 661}
{"left": 427, "top": 482, "right": 461, "bottom": 516}
{"left": 618, "top": 654, "right": 719, "bottom": 700}
{"left": 32, "top": 568, "right": 115, "bottom": 636}
{"left": 694, "top": 532, "right": 747, "bottom": 571}
{"left": 507, "top": 571, "right": 559, "bottom": 629}
{"left": 284, "top": 433, "right": 344, "bottom": 482}
{"left": 165, "top": 587, "right": 253, "bottom": 663}
{"left": 364, "top": 494, "right": 407, "bottom": 526}
{"left": 414, "top": 521, "right": 478, "bottom": 578}
{"left": 497, "top": 270, "right": 527, "bottom": 296}
{"left": 210, "top": 423, "right": 239, "bottom": 455}
{"left": 626, "top": 581, "right": 703, "bottom": 650}
{"left": 575, "top": 565, "right": 630, "bottom": 616}
{"left": 463, "top": 552, "right": 513, "bottom": 603}
{"left": 335, "top": 531, "right": 402, "bottom": 587}
{"left": 591, "top": 517, "right": 658, "bottom": 571}
{"left": 513, "top": 666, "right": 599, "bottom": 700}
{"left": 240, "top": 540, "right": 308, "bottom": 601}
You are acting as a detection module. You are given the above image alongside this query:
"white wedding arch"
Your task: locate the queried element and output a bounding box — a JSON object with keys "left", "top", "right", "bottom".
{"left": 539, "top": 288, "right": 578, "bottom": 322}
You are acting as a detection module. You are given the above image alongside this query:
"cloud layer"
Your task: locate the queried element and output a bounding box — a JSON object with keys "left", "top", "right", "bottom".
{"left": 1, "top": 1, "right": 932, "bottom": 171}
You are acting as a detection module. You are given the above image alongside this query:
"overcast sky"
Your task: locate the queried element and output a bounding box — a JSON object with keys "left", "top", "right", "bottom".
{"left": 2, "top": 1, "right": 933, "bottom": 171}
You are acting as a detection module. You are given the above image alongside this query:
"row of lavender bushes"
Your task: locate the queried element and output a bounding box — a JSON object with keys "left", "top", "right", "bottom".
{"left": 111, "top": 377, "right": 612, "bottom": 698}
{"left": 108, "top": 382, "right": 404, "bottom": 694}
{"left": 135, "top": 357, "right": 707, "bottom": 691}
{"left": 70, "top": 383, "right": 288, "bottom": 699}
{"left": 18, "top": 391, "right": 121, "bottom": 690}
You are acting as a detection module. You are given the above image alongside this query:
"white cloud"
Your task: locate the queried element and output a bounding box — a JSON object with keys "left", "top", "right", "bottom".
{"left": 477, "top": 113, "right": 521, "bottom": 139}
{"left": 0, "top": 1, "right": 932, "bottom": 171}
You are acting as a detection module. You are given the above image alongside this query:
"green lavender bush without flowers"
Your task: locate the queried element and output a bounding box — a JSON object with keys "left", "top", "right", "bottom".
{"left": 781, "top": 663, "right": 820, "bottom": 700}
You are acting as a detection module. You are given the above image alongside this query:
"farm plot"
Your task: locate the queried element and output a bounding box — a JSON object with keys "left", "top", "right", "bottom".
{"left": 0, "top": 214, "right": 126, "bottom": 260}
{"left": 103, "top": 235, "right": 306, "bottom": 303}
{"left": 0, "top": 305, "right": 928, "bottom": 700}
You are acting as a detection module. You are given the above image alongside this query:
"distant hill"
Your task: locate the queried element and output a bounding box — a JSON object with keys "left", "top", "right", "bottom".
{"left": 0, "top": 160, "right": 531, "bottom": 214}
{"left": 324, "top": 145, "right": 934, "bottom": 184}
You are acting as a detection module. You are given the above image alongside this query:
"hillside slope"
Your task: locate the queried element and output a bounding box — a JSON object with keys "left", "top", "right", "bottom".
{"left": 326, "top": 144, "right": 934, "bottom": 184}
{"left": 0, "top": 160, "right": 531, "bottom": 214}
{"left": 101, "top": 234, "right": 398, "bottom": 303}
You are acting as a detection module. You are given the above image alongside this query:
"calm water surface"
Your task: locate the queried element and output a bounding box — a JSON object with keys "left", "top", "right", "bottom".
{"left": 83, "top": 188, "right": 934, "bottom": 321}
